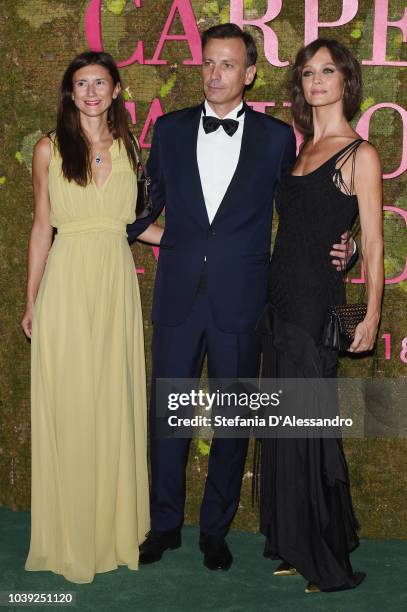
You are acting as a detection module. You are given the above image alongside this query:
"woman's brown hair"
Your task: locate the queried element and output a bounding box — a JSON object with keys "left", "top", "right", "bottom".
{"left": 291, "top": 38, "right": 362, "bottom": 138}
{"left": 55, "top": 51, "right": 137, "bottom": 186}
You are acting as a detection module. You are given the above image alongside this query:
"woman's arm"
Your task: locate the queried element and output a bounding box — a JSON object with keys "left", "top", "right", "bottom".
{"left": 21, "top": 137, "right": 54, "bottom": 338}
{"left": 349, "top": 142, "right": 384, "bottom": 353}
{"left": 127, "top": 119, "right": 166, "bottom": 244}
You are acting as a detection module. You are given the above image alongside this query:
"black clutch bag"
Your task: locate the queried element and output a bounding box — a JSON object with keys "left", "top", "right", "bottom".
{"left": 322, "top": 219, "right": 367, "bottom": 351}
{"left": 322, "top": 303, "right": 367, "bottom": 351}
{"left": 130, "top": 132, "right": 153, "bottom": 219}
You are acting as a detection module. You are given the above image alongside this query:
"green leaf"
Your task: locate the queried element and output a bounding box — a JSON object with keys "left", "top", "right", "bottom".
{"left": 159, "top": 73, "right": 177, "bottom": 98}
{"left": 197, "top": 439, "right": 211, "bottom": 456}
{"left": 219, "top": 5, "right": 230, "bottom": 23}
{"left": 16, "top": 0, "right": 68, "bottom": 29}
{"left": 203, "top": 1, "right": 219, "bottom": 17}
{"left": 15, "top": 152, "right": 23, "bottom": 164}
{"left": 20, "top": 130, "right": 43, "bottom": 174}
{"left": 360, "top": 97, "right": 375, "bottom": 112}
{"left": 122, "top": 86, "right": 133, "bottom": 101}
{"left": 253, "top": 68, "right": 266, "bottom": 90}
{"left": 384, "top": 257, "right": 399, "bottom": 276}
{"left": 107, "top": 0, "right": 126, "bottom": 16}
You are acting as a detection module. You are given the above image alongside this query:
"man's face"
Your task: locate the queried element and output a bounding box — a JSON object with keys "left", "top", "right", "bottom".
{"left": 202, "top": 37, "right": 256, "bottom": 115}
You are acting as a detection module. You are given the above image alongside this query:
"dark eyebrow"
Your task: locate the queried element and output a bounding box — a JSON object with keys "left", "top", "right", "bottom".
{"left": 73, "top": 76, "right": 107, "bottom": 82}
{"left": 302, "top": 62, "right": 336, "bottom": 69}
{"left": 203, "top": 57, "right": 237, "bottom": 63}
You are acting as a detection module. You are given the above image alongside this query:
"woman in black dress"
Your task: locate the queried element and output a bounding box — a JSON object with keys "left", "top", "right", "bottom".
{"left": 257, "top": 39, "right": 383, "bottom": 592}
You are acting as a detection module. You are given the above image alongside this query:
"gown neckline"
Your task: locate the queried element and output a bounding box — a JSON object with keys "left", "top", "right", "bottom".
{"left": 92, "top": 138, "right": 118, "bottom": 191}
{"left": 290, "top": 139, "right": 363, "bottom": 179}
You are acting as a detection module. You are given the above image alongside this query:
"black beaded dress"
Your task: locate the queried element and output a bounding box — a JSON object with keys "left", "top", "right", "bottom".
{"left": 257, "top": 139, "right": 366, "bottom": 591}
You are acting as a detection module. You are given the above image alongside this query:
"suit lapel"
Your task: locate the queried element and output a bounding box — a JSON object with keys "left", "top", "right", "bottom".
{"left": 177, "top": 104, "right": 210, "bottom": 228}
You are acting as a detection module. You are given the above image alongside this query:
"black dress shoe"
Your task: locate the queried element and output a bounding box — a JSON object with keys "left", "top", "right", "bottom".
{"left": 139, "top": 528, "right": 181, "bottom": 564}
{"left": 200, "top": 534, "right": 233, "bottom": 571}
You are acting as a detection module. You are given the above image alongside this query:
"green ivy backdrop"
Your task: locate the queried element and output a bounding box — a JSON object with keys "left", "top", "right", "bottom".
{"left": 1, "top": 0, "right": 406, "bottom": 538}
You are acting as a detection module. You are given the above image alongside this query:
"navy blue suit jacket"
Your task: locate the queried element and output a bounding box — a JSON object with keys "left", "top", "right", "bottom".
{"left": 127, "top": 102, "right": 296, "bottom": 334}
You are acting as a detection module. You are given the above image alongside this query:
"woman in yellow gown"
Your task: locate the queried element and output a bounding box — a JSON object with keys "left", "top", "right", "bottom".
{"left": 22, "top": 51, "right": 162, "bottom": 584}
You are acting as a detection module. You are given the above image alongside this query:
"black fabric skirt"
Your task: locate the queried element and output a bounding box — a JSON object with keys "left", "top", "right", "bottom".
{"left": 256, "top": 304, "right": 365, "bottom": 591}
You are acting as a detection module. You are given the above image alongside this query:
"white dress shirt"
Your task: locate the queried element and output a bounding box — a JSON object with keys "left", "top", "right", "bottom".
{"left": 197, "top": 100, "right": 245, "bottom": 225}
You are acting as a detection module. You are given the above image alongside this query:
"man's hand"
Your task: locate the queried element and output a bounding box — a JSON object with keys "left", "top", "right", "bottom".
{"left": 330, "top": 231, "right": 355, "bottom": 271}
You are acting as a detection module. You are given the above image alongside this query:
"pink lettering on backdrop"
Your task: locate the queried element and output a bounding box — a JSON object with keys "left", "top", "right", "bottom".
{"left": 125, "top": 101, "right": 146, "bottom": 275}
{"left": 85, "top": 0, "right": 144, "bottom": 65}
{"left": 351, "top": 206, "right": 407, "bottom": 285}
{"left": 246, "top": 101, "right": 276, "bottom": 113}
{"left": 146, "top": 0, "right": 201, "bottom": 65}
{"left": 241, "top": 101, "right": 304, "bottom": 151}
{"left": 138, "top": 98, "right": 164, "bottom": 148}
{"left": 125, "top": 101, "right": 137, "bottom": 125}
{"left": 292, "top": 124, "right": 304, "bottom": 153}
{"left": 125, "top": 100, "right": 163, "bottom": 150}
{"left": 382, "top": 207, "right": 407, "bottom": 284}
{"left": 137, "top": 248, "right": 159, "bottom": 275}
{"left": 356, "top": 103, "right": 407, "bottom": 179}
{"left": 85, "top": 0, "right": 201, "bottom": 66}
{"left": 84, "top": 0, "right": 104, "bottom": 50}
{"left": 230, "top": 0, "right": 288, "bottom": 67}
{"left": 363, "top": 0, "right": 407, "bottom": 67}
{"left": 350, "top": 261, "right": 365, "bottom": 284}
{"left": 304, "top": 0, "right": 359, "bottom": 44}
{"left": 123, "top": 95, "right": 159, "bottom": 273}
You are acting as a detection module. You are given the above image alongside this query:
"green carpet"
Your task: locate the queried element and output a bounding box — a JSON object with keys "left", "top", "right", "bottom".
{"left": 0, "top": 507, "right": 405, "bottom": 612}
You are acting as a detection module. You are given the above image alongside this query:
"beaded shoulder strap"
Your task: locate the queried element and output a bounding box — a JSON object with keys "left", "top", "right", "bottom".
{"left": 332, "top": 138, "right": 364, "bottom": 196}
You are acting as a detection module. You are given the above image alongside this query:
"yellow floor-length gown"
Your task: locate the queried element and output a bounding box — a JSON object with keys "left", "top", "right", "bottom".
{"left": 25, "top": 137, "right": 150, "bottom": 584}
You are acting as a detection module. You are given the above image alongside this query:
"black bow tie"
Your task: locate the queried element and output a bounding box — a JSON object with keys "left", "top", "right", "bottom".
{"left": 202, "top": 105, "right": 245, "bottom": 137}
{"left": 202, "top": 116, "right": 239, "bottom": 136}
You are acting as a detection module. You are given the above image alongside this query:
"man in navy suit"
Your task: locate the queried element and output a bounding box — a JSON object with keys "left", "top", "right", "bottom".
{"left": 128, "top": 23, "right": 350, "bottom": 571}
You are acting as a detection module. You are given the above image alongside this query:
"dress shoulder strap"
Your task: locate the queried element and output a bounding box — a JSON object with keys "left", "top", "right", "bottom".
{"left": 333, "top": 138, "right": 364, "bottom": 196}
{"left": 128, "top": 130, "right": 142, "bottom": 165}
{"left": 46, "top": 130, "right": 59, "bottom": 159}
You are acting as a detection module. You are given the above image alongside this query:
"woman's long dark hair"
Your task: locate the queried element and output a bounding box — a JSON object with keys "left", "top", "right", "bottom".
{"left": 291, "top": 38, "right": 362, "bottom": 138}
{"left": 56, "top": 51, "right": 137, "bottom": 186}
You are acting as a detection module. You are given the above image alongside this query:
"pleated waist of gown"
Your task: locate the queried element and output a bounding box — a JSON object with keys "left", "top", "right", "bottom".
{"left": 56, "top": 217, "right": 127, "bottom": 237}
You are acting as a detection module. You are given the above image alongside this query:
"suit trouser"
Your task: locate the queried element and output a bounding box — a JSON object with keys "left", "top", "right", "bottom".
{"left": 149, "top": 292, "right": 261, "bottom": 537}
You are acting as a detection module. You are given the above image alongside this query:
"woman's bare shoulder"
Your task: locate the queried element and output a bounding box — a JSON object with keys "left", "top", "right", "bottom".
{"left": 356, "top": 140, "right": 381, "bottom": 169}
{"left": 33, "top": 136, "right": 52, "bottom": 167}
